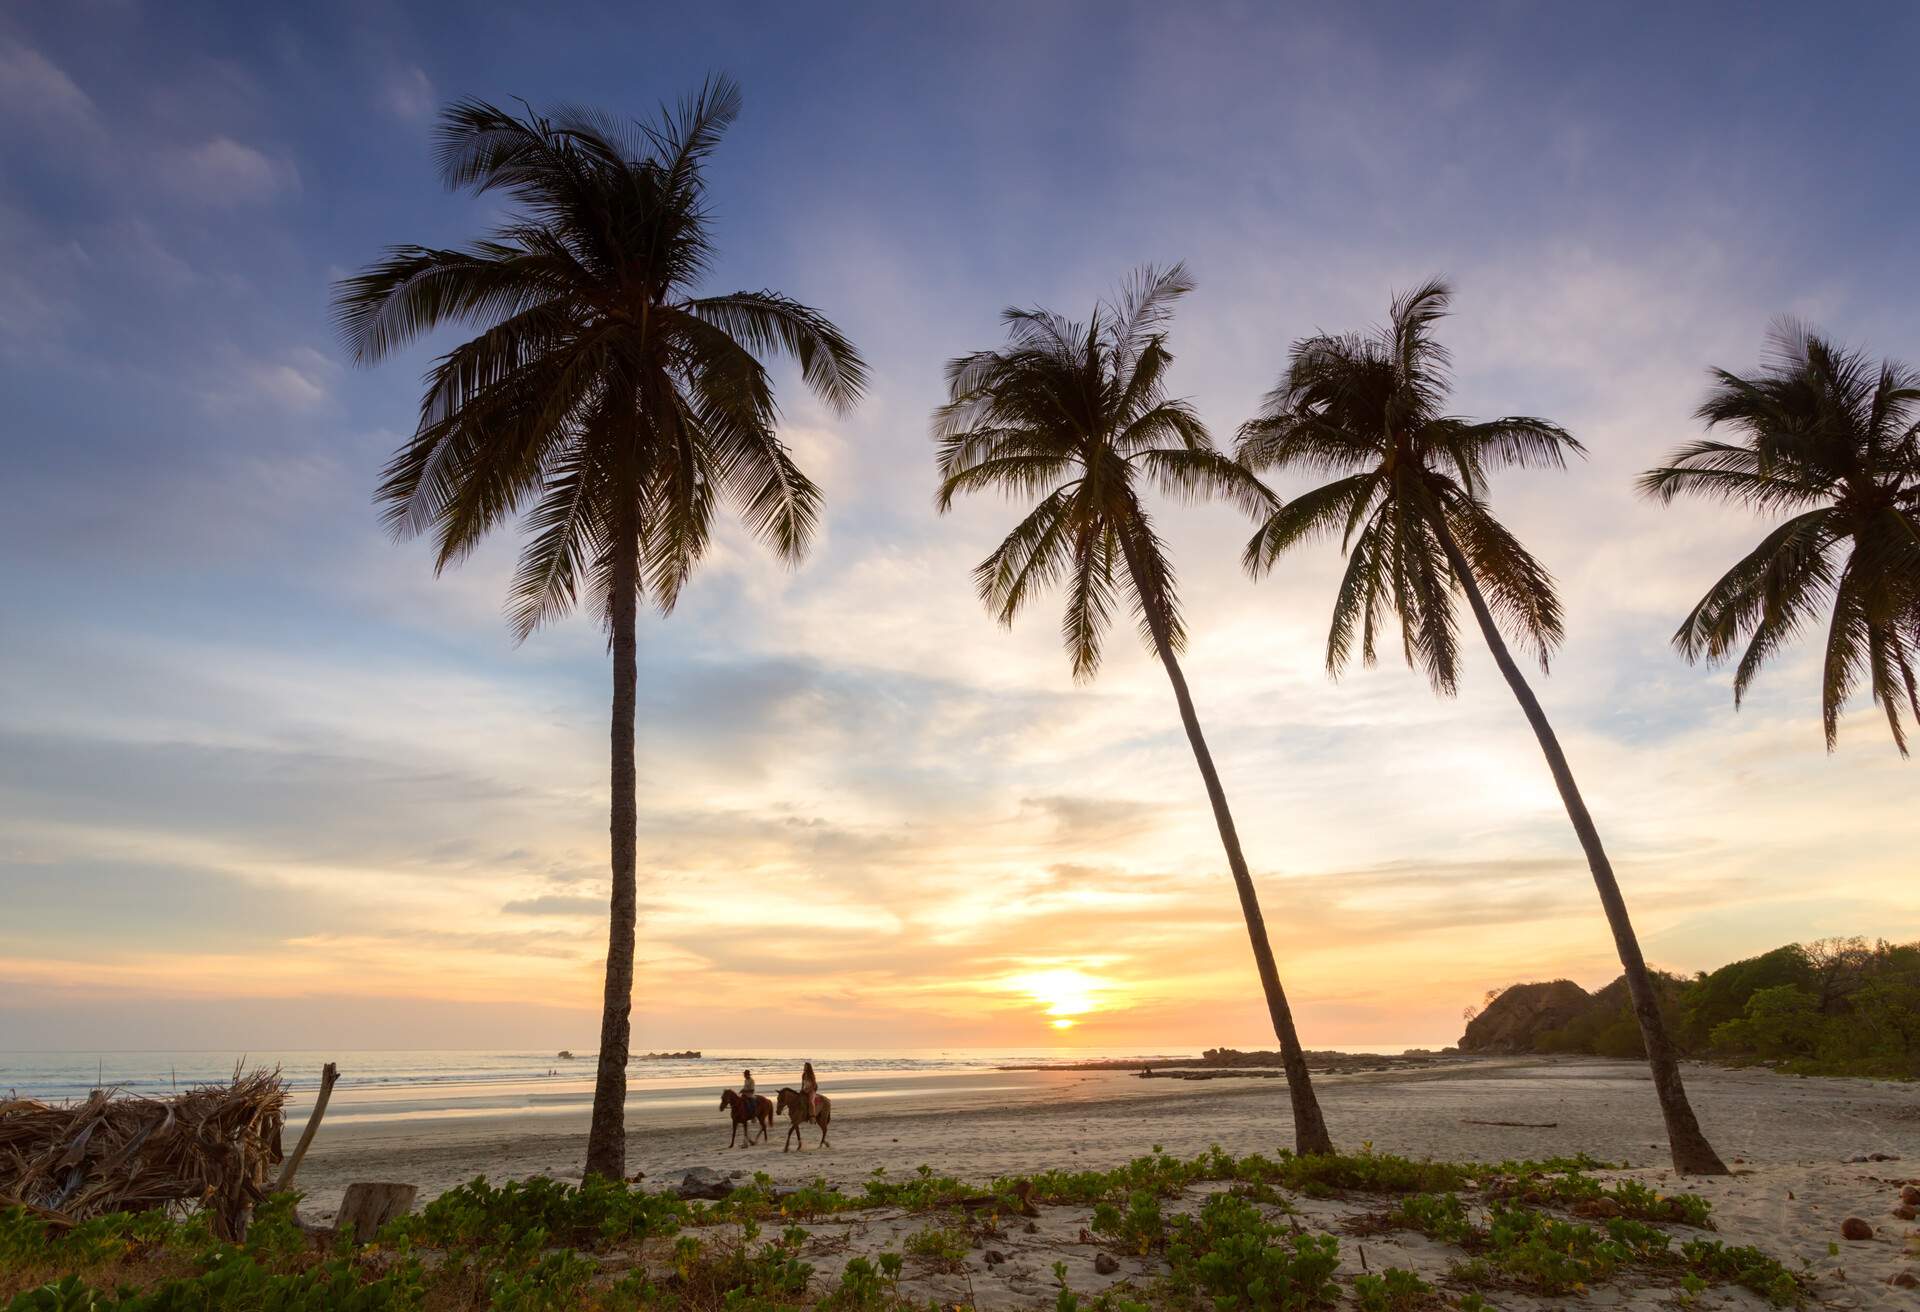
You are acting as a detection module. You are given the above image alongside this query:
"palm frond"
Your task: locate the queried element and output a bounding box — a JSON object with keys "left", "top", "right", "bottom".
{"left": 685, "top": 291, "right": 869, "bottom": 415}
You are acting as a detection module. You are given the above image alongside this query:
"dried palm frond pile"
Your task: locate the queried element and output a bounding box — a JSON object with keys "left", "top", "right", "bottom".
{"left": 0, "top": 1067, "right": 286, "bottom": 1238}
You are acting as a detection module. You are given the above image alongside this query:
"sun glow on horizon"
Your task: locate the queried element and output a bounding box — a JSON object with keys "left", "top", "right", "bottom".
{"left": 1007, "top": 967, "right": 1115, "bottom": 1030}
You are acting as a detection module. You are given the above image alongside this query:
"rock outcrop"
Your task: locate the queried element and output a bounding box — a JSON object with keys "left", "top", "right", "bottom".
{"left": 1459, "top": 980, "right": 1593, "bottom": 1052}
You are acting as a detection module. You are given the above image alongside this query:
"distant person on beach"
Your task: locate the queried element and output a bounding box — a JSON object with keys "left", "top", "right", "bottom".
{"left": 800, "top": 1061, "right": 819, "bottom": 1118}
{"left": 740, "top": 1069, "right": 755, "bottom": 1103}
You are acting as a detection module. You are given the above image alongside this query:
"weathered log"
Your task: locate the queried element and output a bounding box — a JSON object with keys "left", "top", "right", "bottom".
{"left": 274, "top": 1063, "right": 338, "bottom": 1193}
{"left": 334, "top": 1181, "right": 416, "bottom": 1243}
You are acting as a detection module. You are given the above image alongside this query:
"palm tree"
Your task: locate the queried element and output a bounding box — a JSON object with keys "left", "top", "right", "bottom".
{"left": 934, "top": 264, "right": 1335, "bottom": 1156}
{"left": 1641, "top": 323, "right": 1920, "bottom": 754}
{"left": 1235, "top": 279, "right": 1728, "bottom": 1175}
{"left": 333, "top": 80, "right": 866, "bottom": 1180}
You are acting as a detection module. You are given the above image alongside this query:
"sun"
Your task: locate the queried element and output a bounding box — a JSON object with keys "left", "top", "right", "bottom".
{"left": 1008, "top": 967, "right": 1112, "bottom": 1030}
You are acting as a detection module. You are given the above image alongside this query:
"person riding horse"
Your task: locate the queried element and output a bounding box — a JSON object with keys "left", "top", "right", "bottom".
{"left": 720, "top": 1070, "right": 772, "bottom": 1147}
{"left": 800, "top": 1061, "right": 819, "bottom": 1119}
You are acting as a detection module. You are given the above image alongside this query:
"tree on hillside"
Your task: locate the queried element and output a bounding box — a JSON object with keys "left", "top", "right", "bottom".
{"left": 1641, "top": 324, "right": 1920, "bottom": 753}
{"left": 933, "top": 265, "right": 1335, "bottom": 1155}
{"left": 335, "top": 80, "right": 866, "bottom": 1178}
{"left": 1235, "top": 279, "right": 1727, "bottom": 1174}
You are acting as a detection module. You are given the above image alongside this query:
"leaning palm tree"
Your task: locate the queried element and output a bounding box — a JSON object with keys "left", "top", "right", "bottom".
{"left": 1641, "top": 323, "right": 1920, "bottom": 754}
{"left": 333, "top": 80, "right": 866, "bottom": 1180}
{"left": 1235, "top": 279, "right": 1727, "bottom": 1174}
{"left": 934, "top": 264, "right": 1334, "bottom": 1155}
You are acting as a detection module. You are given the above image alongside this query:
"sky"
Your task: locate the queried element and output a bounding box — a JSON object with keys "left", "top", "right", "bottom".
{"left": 1, "top": 0, "right": 1916, "bottom": 1055}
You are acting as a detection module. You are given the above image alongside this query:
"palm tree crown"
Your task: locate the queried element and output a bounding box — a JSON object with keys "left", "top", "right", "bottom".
{"left": 1235, "top": 278, "right": 1581, "bottom": 691}
{"left": 334, "top": 78, "right": 866, "bottom": 635}
{"left": 934, "top": 263, "right": 1271, "bottom": 677}
{"left": 1640, "top": 323, "right": 1920, "bottom": 753}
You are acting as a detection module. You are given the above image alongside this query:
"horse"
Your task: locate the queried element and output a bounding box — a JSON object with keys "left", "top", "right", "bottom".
{"left": 775, "top": 1087, "right": 831, "bottom": 1151}
{"left": 719, "top": 1089, "right": 773, "bottom": 1147}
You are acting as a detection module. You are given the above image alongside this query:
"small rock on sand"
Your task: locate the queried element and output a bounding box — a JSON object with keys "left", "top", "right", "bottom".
{"left": 1840, "top": 1216, "right": 1874, "bottom": 1241}
{"left": 1902, "top": 1185, "right": 1920, "bottom": 1206}
{"left": 1889, "top": 1271, "right": 1918, "bottom": 1289}
{"left": 1094, "top": 1253, "right": 1120, "bottom": 1275}
{"left": 673, "top": 1166, "right": 739, "bottom": 1200}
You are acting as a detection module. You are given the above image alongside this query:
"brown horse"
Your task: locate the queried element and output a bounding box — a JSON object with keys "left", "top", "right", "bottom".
{"left": 775, "top": 1087, "right": 831, "bottom": 1151}
{"left": 719, "top": 1089, "right": 772, "bottom": 1147}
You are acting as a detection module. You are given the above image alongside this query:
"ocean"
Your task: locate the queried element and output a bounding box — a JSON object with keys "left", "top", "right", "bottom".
{"left": 0, "top": 1045, "right": 1437, "bottom": 1127}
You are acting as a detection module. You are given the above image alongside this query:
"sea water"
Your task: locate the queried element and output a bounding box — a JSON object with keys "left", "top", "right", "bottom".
{"left": 0, "top": 1044, "right": 1439, "bottom": 1127}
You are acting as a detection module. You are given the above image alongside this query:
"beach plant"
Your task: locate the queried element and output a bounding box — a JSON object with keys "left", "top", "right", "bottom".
{"left": 332, "top": 79, "right": 866, "bottom": 1180}
{"left": 1163, "top": 1192, "right": 1340, "bottom": 1309}
{"left": 1235, "top": 279, "right": 1728, "bottom": 1175}
{"left": 932, "top": 264, "right": 1335, "bottom": 1155}
{"left": 1091, "top": 1190, "right": 1166, "bottom": 1255}
{"left": 1641, "top": 323, "right": 1920, "bottom": 753}
{"left": 1351, "top": 1267, "right": 1434, "bottom": 1312}
{"left": 901, "top": 1222, "right": 970, "bottom": 1268}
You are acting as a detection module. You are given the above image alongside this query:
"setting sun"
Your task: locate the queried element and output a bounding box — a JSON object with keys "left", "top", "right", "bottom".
{"left": 1007, "top": 967, "right": 1114, "bottom": 1029}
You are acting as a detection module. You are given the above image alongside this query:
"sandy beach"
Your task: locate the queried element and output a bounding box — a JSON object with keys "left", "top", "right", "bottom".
{"left": 291, "top": 1056, "right": 1920, "bottom": 1308}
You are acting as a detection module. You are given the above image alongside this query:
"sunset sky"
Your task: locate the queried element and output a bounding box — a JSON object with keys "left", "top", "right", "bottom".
{"left": 2, "top": 1, "right": 1915, "bottom": 1054}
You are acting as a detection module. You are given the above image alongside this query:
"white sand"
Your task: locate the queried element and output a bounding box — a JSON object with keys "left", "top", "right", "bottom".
{"left": 294, "top": 1056, "right": 1920, "bottom": 1308}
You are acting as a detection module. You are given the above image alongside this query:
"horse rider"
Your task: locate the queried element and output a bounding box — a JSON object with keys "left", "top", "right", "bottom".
{"left": 740, "top": 1068, "right": 756, "bottom": 1108}
{"left": 800, "top": 1060, "right": 820, "bottom": 1119}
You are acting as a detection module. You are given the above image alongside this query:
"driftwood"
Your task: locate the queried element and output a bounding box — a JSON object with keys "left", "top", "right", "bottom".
{"left": 334, "top": 1182, "right": 416, "bottom": 1242}
{"left": 1462, "top": 1118, "right": 1559, "bottom": 1128}
{"left": 274, "top": 1063, "right": 338, "bottom": 1193}
{"left": 0, "top": 1067, "right": 285, "bottom": 1239}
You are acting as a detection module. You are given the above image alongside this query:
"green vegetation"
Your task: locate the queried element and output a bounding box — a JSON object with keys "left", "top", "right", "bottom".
{"left": 1393, "top": 1193, "right": 1804, "bottom": 1305}
{"left": 1351, "top": 1268, "right": 1434, "bottom": 1312}
{"left": 1511, "top": 936, "right": 1920, "bottom": 1077}
{"left": 1163, "top": 1194, "right": 1339, "bottom": 1309}
{"left": 2, "top": 1147, "right": 1802, "bottom": 1311}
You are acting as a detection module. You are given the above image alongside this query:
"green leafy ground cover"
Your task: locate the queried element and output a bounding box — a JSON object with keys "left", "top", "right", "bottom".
{"left": 0, "top": 1148, "right": 1807, "bottom": 1310}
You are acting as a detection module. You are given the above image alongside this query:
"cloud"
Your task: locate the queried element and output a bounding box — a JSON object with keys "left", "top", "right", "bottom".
{"left": 199, "top": 346, "right": 335, "bottom": 413}
{"left": 168, "top": 135, "right": 300, "bottom": 206}
{"left": 382, "top": 65, "right": 435, "bottom": 121}
{"left": 503, "top": 895, "right": 606, "bottom": 917}
{"left": 0, "top": 40, "right": 96, "bottom": 133}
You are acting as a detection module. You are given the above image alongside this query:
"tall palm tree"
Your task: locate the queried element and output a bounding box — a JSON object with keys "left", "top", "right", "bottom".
{"left": 1640, "top": 323, "right": 1920, "bottom": 753}
{"left": 333, "top": 80, "right": 866, "bottom": 1180}
{"left": 1235, "top": 279, "right": 1727, "bottom": 1175}
{"left": 934, "top": 265, "right": 1335, "bottom": 1156}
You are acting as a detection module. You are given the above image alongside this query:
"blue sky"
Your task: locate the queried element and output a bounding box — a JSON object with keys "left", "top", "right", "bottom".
{"left": 2, "top": 0, "right": 1915, "bottom": 1052}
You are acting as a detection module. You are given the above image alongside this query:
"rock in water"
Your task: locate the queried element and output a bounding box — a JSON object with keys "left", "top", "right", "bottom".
{"left": 1839, "top": 1216, "right": 1874, "bottom": 1241}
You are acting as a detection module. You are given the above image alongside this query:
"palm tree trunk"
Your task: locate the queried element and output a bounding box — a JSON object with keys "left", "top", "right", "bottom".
{"left": 584, "top": 506, "right": 640, "bottom": 1181}
{"left": 1429, "top": 514, "right": 1727, "bottom": 1175}
{"left": 1120, "top": 537, "right": 1335, "bottom": 1156}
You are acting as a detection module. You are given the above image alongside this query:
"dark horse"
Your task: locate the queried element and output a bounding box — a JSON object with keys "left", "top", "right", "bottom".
{"left": 719, "top": 1089, "right": 772, "bottom": 1147}
{"left": 775, "top": 1087, "right": 831, "bottom": 1151}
